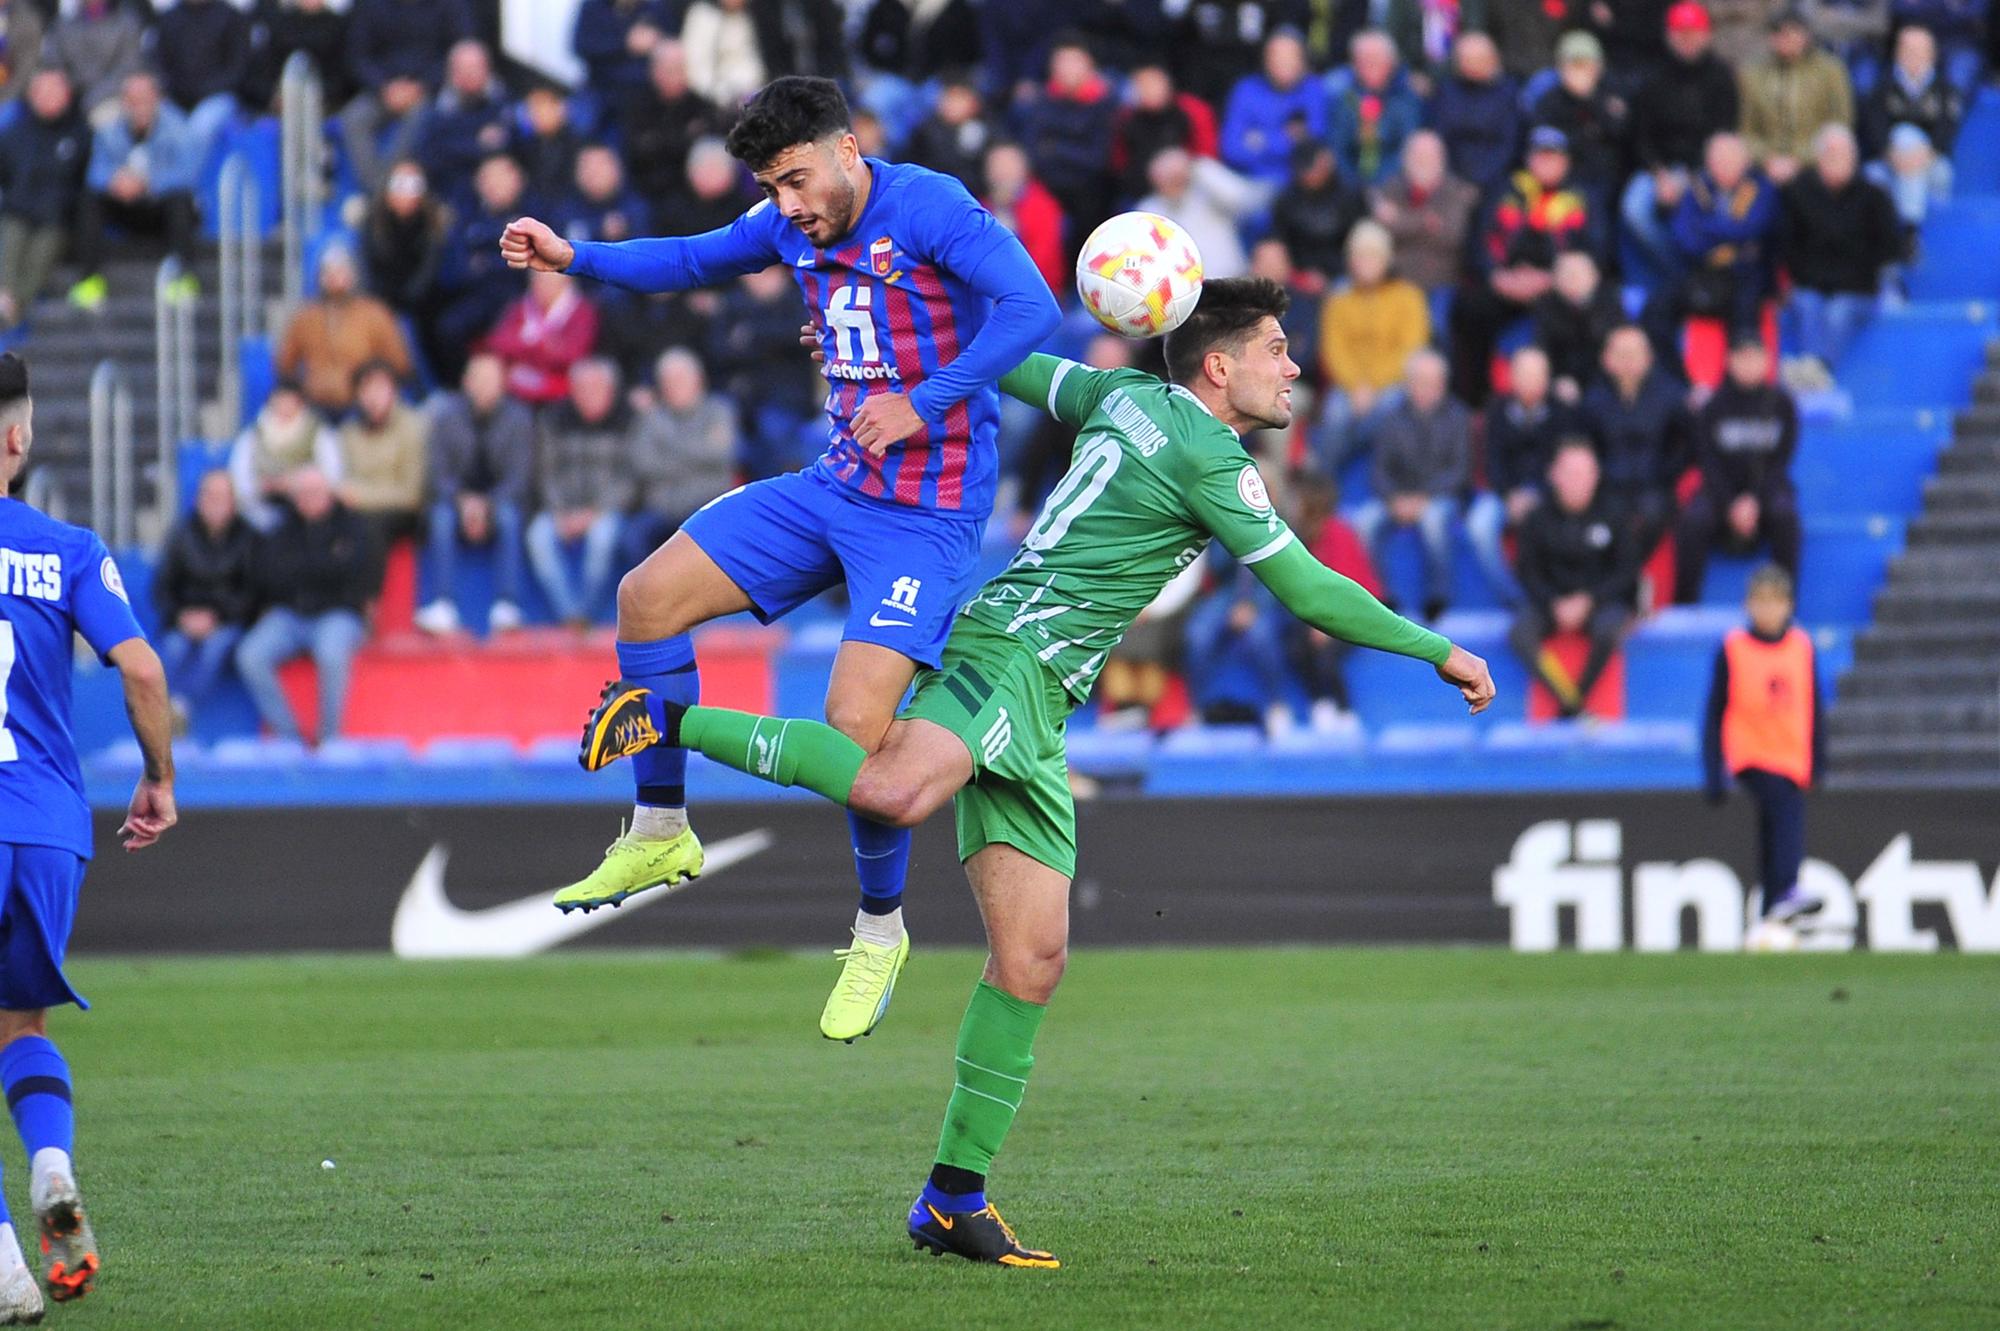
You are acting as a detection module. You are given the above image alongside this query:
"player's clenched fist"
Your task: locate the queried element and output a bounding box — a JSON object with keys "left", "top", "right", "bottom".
{"left": 1437, "top": 645, "right": 1497, "bottom": 715}
{"left": 499, "top": 217, "right": 574, "bottom": 273}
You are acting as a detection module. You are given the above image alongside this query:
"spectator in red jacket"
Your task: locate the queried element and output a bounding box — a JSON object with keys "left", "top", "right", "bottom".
{"left": 481, "top": 268, "right": 600, "bottom": 406}
{"left": 1289, "top": 471, "right": 1380, "bottom": 733}
{"left": 1109, "top": 62, "right": 1219, "bottom": 203}
{"left": 1022, "top": 33, "right": 1116, "bottom": 252}
{"left": 982, "top": 139, "right": 1066, "bottom": 297}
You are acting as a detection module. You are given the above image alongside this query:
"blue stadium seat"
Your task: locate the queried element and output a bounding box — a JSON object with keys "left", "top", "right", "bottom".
{"left": 1065, "top": 728, "right": 1156, "bottom": 778}
{"left": 1948, "top": 86, "right": 2000, "bottom": 199}
{"left": 313, "top": 736, "right": 415, "bottom": 768}
{"left": 1838, "top": 303, "right": 1997, "bottom": 408}
{"left": 1905, "top": 198, "right": 2000, "bottom": 301}
{"left": 419, "top": 736, "right": 521, "bottom": 766}
{"left": 1793, "top": 413, "right": 1949, "bottom": 517}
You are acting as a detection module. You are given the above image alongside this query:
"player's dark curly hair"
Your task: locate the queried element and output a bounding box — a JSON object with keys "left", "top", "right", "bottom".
{"left": 723, "top": 77, "right": 853, "bottom": 171}
{"left": 1163, "top": 277, "right": 1290, "bottom": 386}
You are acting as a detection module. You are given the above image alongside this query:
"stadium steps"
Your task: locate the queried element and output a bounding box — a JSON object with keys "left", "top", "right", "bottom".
{"left": 1828, "top": 341, "right": 2000, "bottom": 785}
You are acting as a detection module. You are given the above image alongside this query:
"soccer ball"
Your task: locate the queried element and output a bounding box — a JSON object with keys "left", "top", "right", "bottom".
{"left": 1075, "top": 211, "right": 1204, "bottom": 339}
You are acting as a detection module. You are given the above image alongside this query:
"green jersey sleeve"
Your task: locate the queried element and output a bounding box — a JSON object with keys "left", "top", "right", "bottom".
{"left": 999, "top": 353, "right": 1159, "bottom": 429}
{"left": 1181, "top": 435, "right": 1300, "bottom": 566}
{"left": 1251, "top": 541, "right": 1453, "bottom": 665}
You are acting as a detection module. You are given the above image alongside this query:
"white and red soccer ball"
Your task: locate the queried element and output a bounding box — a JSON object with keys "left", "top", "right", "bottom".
{"left": 1075, "top": 211, "right": 1204, "bottom": 339}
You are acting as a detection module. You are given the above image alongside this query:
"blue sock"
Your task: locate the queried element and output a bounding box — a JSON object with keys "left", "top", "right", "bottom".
{"left": 0, "top": 1036, "right": 73, "bottom": 1161}
{"left": 848, "top": 811, "right": 908, "bottom": 915}
{"left": 617, "top": 636, "right": 699, "bottom": 808}
{"left": 919, "top": 1178, "right": 985, "bottom": 1215}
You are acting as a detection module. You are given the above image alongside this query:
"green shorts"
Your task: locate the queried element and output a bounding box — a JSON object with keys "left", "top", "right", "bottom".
{"left": 898, "top": 617, "right": 1078, "bottom": 878}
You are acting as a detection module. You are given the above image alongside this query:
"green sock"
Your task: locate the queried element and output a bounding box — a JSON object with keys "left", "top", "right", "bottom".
{"left": 676, "top": 705, "right": 865, "bottom": 805}
{"left": 935, "top": 981, "right": 1047, "bottom": 1175}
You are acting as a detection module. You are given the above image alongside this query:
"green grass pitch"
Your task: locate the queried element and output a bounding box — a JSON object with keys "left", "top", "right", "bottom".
{"left": 32, "top": 947, "right": 2000, "bottom": 1330}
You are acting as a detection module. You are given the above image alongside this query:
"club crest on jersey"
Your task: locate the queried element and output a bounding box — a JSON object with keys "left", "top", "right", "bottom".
{"left": 870, "top": 236, "right": 894, "bottom": 276}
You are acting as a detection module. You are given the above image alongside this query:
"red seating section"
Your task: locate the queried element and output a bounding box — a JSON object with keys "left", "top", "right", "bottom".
{"left": 1525, "top": 629, "right": 1627, "bottom": 722}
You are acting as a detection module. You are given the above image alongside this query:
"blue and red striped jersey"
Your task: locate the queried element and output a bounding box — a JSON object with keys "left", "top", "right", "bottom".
{"left": 567, "top": 158, "right": 1059, "bottom": 524}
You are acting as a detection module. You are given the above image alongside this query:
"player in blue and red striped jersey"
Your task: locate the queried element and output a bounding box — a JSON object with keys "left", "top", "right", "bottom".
{"left": 0, "top": 353, "right": 177, "bottom": 1317}
{"left": 500, "top": 76, "right": 1061, "bottom": 1041}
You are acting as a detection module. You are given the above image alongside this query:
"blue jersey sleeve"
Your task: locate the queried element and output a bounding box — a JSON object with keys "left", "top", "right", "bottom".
{"left": 566, "top": 202, "right": 783, "bottom": 292}
{"left": 69, "top": 535, "right": 145, "bottom": 664}
{"left": 902, "top": 174, "right": 1061, "bottom": 426}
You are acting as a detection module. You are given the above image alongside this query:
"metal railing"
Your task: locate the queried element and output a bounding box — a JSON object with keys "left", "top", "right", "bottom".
{"left": 279, "top": 51, "right": 325, "bottom": 312}
{"left": 153, "top": 258, "right": 197, "bottom": 532}
{"left": 217, "top": 152, "right": 264, "bottom": 432}
{"left": 88, "top": 361, "right": 135, "bottom": 548}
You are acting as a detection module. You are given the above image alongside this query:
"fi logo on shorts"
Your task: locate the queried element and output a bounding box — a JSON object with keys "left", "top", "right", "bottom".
{"left": 870, "top": 576, "right": 923, "bottom": 628}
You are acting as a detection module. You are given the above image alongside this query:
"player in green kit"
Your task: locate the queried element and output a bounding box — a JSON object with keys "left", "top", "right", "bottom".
{"left": 580, "top": 278, "right": 1495, "bottom": 1265}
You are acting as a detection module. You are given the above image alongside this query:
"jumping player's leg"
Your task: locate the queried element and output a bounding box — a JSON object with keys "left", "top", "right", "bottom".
{"left": 823, "top": 641, "right": 919, "bottom": 950}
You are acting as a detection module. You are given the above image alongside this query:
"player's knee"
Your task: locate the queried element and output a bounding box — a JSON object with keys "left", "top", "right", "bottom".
{"left": 850, "top": 770, "right": 929, "bottom": 828}
{"left": 823, "top": 697, "right": 894, "bottom": 751}
{"left": 617, "top": 562, "right": 685, "bottom": 637}
{"left": 990, "top": 941, "right": 1067, "bottom": 1004}
{"left": 0, "top": 1009, "right": 47, "bottom": 1044}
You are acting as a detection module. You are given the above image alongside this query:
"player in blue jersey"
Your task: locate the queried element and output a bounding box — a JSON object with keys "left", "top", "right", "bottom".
{"left": 500, "top": 76, "right": 1060, "bottom": 1041}
{"left": 0, "top": 354, "right": 176, "bottom": 1319}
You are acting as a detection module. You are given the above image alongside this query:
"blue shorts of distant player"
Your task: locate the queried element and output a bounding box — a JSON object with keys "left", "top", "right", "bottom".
{"left": 0, "top": 844, "right": 86, "bottom": 1011}
{"left": 680, "top": 467, "right": 984, "bottom": 670}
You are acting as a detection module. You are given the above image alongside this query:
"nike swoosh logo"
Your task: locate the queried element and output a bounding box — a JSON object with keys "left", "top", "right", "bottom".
{"left": 926, "top": 1205, "right": 954, "bottom": 1231}
{"left": 795, "top": 254, "right": 815, "bottom": 267}
{"left": 390, "top": 831, "right": 774, "bottom": 959}
{"left": 869, "top": 613, "right": 914, "bottom": 628}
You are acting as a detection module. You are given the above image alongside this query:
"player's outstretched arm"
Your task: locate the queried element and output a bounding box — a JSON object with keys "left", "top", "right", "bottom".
{"left": 501, "top": 211, "right": 777, "bottom": 294}
{"left": 997, "top": 354, "right": 1143, "bottom": 429}
{"left": 107, "top": 638, "right": 177, "bottom": 851}
{"left": 1250, "top": 541, "right": 1495, "bottom": 715}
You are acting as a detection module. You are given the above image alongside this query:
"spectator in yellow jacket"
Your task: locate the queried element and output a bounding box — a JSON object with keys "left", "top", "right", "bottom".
{"left": 1314, "top": 220, "right": 1430, "bottom": 478}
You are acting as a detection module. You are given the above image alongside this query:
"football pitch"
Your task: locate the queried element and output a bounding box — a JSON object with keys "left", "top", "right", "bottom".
{"left": 40, "top": 947, "right": 2000, "bottom": 1330}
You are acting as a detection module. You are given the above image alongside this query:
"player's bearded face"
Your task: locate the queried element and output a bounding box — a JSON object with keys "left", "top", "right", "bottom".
{"left": 759, "top": 137, "right": 862, "bottom": 247}
{"left": 1226, "top": 320, "right": 1300, "bottom": 431}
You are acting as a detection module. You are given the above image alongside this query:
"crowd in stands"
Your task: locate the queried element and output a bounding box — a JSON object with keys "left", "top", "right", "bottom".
{"left": 0, "top": 0, "right": 1984, "bottom": 742}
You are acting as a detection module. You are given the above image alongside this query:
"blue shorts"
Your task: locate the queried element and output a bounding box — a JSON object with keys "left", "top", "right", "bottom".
{"left": 679, "top": 468, "right": 984, "bottom": 669}
{"left": 0, "top": 844, "right": 86, "bottom": 1012}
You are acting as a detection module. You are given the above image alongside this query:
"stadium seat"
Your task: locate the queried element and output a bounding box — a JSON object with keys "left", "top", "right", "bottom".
{"left": 1524, "top": 630, "right": 1626, "bottom": 722}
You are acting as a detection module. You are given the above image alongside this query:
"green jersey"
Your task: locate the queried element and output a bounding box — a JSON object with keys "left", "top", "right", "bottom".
{"left": 971, "top": 354, "right": 1450, "bottom": 702}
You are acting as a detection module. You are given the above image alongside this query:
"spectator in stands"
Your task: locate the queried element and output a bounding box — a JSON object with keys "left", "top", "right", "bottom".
{"left": 1677, "top": 335, "right": 1801, "bottom": 600}
{"left": 1867, "top": 121, "right": 1950, "bottom": 237}
{"left": 229, "top": 379, "right": 343, "bottom": 531}
{"left": 337, "top": 358, "right": 428, "bottom": 548}
{"left": 1315, "top": 220, "right": 1429, "bottom": 478}
{"left": 1288, "top": 472, "right": 1379, "bottom": 734}
{"left": 1509, "top": 440, "right": 1639, "bottom": 720}
{"left": 415, "top": 40, "right": 510, "bottom": 201}
{"left": 709, "top": 265, "right": 821, "bottom": 477}
{"left": 1484, "top": 0, "right": 1568, "bottom": 79}
{"left": 1663, "top": 130, "right": 1780, "bottom": 339}
{"left": 243, "top": 0, "right": 353, "bottom": 115}
{"left": 426, "top": 150, "right": 528, "bottom": 382}
{"left": 1861, "top": 23, "right": 1965, "bottom": 156}
{"left": 1183, "top": 550, "right": 1293, "bottom": 734}
{"left": 1329, "top": 29, "right": 1423, "bottom": 187}
{"left": 235, "top": 465, "right": 375, "bottom": 744}
{"left": 1023, "top": 33, "right": 1117, "bottom": 245}
{"left": 1427, "top": 32, "right": 1523, "bottom": 195}
{"left": 1740, "top": 8, "right": 1855, "bottom": 186}
{"left": 482, "top": 268, "right": 599, "bottom": 408}
{"left": 1624, "top": 2, "right": 1742, "bottom": 280}
{"left": 155, "top": 0, "right": 250, "bottom": 171}
{"left": 1533, "top": 251, "right": 1626, "bottom": 403}
{"left": 0, "top": 0, "right": 46, "bottom": 108}
{"left": 981, "top": 140, "right": 1065, "bottom": 295}
{"left": 624, "top": 348, "right": 739, "bottom": 568}
{"left": 340, "top": 0, "right": 474, "bottom": 194}
{"left": 1135, "top": 147, "right": 1264, "bottom": 281}
{"left": 0, "top": 68, "right": 88, "bottom": 329}
{"left": 277, "top": 242, "right": 414, "bottom": 415}
{"left": 416, "top": 351, "right": 530, "bottom": 635}
{"left": 907, "top": 74, "right": 994, "bottom": 191}
{"left": 1353, "top": 348, "right": 1472, "bottom": 621}
{"left": 154, "top": 468, "right": 258, "bottom": 731}
{"left": 1582, "top": 324, "right": 1693, "bottom": 555}
{"left": 1485, "top": 345, "right": 1582, "bottom": 535}
{"left": 1891, "top": 0, "right": 1989, "bottom": 96}
{"left": 1451, "top": 126, "right": 1599, "bottom": 403}
{"left": 1251, "top": 236, "right": 1323, "bottom": 389}
{"left": 1270, "top": 140, "right": 1364, "bottom": 285}
{"left": 620, "top": 41, "right": 724, "bottom": 219}
{"left": 512, "top": 80, "right": 584, "bottom": 205}
{"left": 556, "top": 143, "right": 647, "bottom": 246}
{"left": 1532, "top": 30, "right": 1630, "bottom": 200}
{"left": 570, "top": 0, "right": 675, "bottom": 116}
{"left": 46, "top": 0, "right": 143, "bottom": 127}
{"left": 1163, "top": 0, "right": 1278, "bottom": 106}
{"left": 70, "top": 71, "right": 199, "bottom": 311}
{"left": 664, "top": 135, "right": 750, "bottom": 236}
{"left": 1781, "top": 122, "right": 1903, "bottom": 384}
{"left": 680, "top": 0, "right": 769, "bottom": 107}
{"left": 1109, "top": 62, "right": 1218, "bottom": 204}
{"left": 1367, "top": 129, "right": 1478, "bottom": 296}
{"left": 856, "top": 0, "right": 980, "bottom": 85}
{"left": 1797, "top": 0, "right": 1889, "bottom": 67}
{"left": 1220, "top": 29, "right": 1326, "bottom": 187}
{"left": 529, "top": 357, "right": 635, "bottom": 628}
{"left": 360, "top": 157, "right": 451, "bottom": 321}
